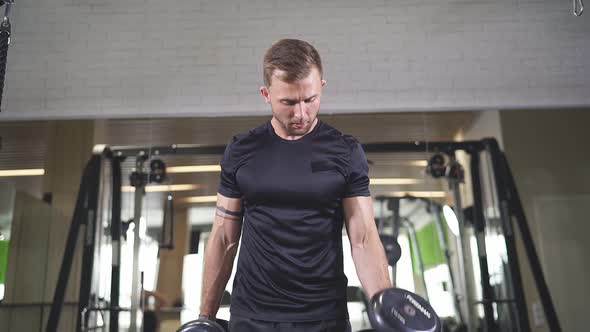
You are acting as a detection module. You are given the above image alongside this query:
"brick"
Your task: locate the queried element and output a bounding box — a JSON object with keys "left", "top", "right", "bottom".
{"left": 0, "top": 0, "right": 587, "bottom": 120}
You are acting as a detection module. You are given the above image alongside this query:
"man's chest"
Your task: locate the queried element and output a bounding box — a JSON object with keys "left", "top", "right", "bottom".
{"left": 235, "top": 146, "right": 347, "bottom": 206}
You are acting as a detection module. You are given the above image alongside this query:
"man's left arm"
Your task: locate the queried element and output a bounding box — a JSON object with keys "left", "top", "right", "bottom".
{"left": 343, "top": 196, "right": 392, "bottom": 299}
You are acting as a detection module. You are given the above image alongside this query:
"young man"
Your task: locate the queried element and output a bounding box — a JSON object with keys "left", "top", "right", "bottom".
{"left": 199, "top": 39, "right": 391, "bottom": 332}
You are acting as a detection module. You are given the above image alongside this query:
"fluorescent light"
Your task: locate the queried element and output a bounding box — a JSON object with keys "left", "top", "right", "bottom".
{"left": 167, "top": 165, "right": 221, "bottom": 173}
{"left": 409, "top": 160, "right": 428, "bottom": 167}
{"left": 0, "top": 169, "right": 45, "bottom": 177}
{"left": 443, "top": 205, "right": 460, "bottom": 236}
{"left": 370, "top": 178, "right": 420, "bottom": 185}
{"left": 371, "top": 160, "right": 428, "bottom": 167}
{"left": 386, "top": 191, "right": 447, "bottom": 198}
{"left": 122, "top": 184, "right": 200, "bottom": 192}
{"left": 93, "top": 144, "right": 107, "bottom": 154}
{"left": 181, "top": 195, "right": 218, "bottom": 203}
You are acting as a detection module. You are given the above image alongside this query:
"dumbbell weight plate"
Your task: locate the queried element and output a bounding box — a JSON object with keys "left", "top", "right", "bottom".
{"left": 177, "top": 318, "right": 226, "bottom": 332}
{"left": 368, "top": 288, "right": 440, "bottom": 332}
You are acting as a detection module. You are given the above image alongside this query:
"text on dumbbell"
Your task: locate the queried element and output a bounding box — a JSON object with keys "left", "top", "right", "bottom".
{"left": 405, "top": 294, "right": 431, "bottom": 319}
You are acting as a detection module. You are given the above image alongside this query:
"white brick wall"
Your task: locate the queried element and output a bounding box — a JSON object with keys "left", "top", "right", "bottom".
{"left": 1, "top": 0, "right": 589, "bottom": 120}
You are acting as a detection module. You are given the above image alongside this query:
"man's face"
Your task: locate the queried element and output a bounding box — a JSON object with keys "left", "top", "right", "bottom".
{"left": 260, "top": 67, "right": 326, "bottom": 138}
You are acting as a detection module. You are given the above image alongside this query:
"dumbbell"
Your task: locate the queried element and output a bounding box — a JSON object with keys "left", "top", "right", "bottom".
{"left": 364, "top": 288, "right": 440, "bottom": 332}
{"left": 177, "top": 288, "right": 439, "bottom": 332}
{"left": 177, "top": 318, "right": 228, "bottom": 332}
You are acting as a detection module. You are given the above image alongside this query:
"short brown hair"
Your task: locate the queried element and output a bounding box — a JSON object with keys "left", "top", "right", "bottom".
{"left": 263, "top": 39, "right": 323, "bottom": 87}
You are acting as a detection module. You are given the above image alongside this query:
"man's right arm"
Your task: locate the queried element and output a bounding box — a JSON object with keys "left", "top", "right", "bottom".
{"left": 199, "top": 193, "right": 243, "bottom": 318}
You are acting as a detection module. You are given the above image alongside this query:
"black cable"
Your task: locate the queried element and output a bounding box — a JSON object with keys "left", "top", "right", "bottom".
{"left": 0, "top": 20, "right": 10, "bottom": 112}
{"left": 109, "top": 156, "right": 123, "bottom": 332}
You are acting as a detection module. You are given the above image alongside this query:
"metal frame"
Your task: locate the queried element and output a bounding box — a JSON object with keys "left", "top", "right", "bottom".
{"left": 46, "top": 151, "right": 128, "bottom": 332}
{"left": 499, "top": 149, "right": 561, "bottom": 332}
{"left": 47, "top": 155, "right": 102, "bottom": 332}
{"left": 484, "top": 139, "right": 531, "bottom": 332}
{"left": 159, "top": 193, "right": 175, "bottom": 250}
{"left": 402, "top": 217, "right": 430, "bottom": 302}
{"left": 0, "top": 0, "right": 13, "bottom": 112}
{"left": 432, "top": 204, "right": 464, "bottom": 325}
{"left": 46, "top": 138, "right": 560, "bottom": 332}
{"left": 107, "top": 138, "right": 560, "bottom": 332}
{"left": 129, "top": 156, "right": 147, "bottom": 332}
{"left": 386, "top": 195, "right": 466, "bottom": 327}
{"left": 77, "top": 157, "right": 101, "bottom": 331}
{"left": 446, "top": 155, "right": 477, "bottom": 330}
{"left": 109, "top": 141, "right": 484, "bottom": 158}
{"left": 109, "top": 155, "right": 123, "bottom": 332}
{"left": 469, "top": 151, "right": 499, "bottom": 331}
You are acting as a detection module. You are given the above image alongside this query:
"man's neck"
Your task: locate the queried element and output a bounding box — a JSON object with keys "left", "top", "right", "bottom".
{"left": 271, "top": 117, "right": 318, "bottom": 141}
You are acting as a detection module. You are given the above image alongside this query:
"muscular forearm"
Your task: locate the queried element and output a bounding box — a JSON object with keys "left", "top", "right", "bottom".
{"left": 351, "top": 230, "right": 392, "bottom": 299}
{"left": 199, "top": 224, "right": 239, "bottom": 317}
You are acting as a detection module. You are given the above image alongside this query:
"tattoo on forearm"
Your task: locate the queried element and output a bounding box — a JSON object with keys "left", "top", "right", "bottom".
{"left": 216, "top": 206, "right": 243, "bottom": 222}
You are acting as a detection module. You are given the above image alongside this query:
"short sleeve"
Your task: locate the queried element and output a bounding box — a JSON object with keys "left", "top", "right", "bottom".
{"left": 344, "top": 141, "right": 371, "bottom": 197}
{"left": 218, "top": 138, "right": 243, "bottom": 198}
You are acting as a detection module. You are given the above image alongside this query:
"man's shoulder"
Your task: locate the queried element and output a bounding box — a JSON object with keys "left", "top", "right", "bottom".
{"left": 224, "top": 121, "right": 269, "bottom": 160}
{"left": 229, "top": 121, "right": 269, "bottom": 146}
{"left": 317, "top": 121, "right": 361, "bottom": 149}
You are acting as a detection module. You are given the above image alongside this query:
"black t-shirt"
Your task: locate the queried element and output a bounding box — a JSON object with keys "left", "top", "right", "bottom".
{"left": 218, "top": 120, "right": 371, "bottom": 322}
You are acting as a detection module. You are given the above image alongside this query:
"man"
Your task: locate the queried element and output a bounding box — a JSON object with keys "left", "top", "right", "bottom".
{"left": 199, "top": 39, "right": 391, "bottom": 332}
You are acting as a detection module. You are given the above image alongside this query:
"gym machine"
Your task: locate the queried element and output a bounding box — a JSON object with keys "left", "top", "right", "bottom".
{"left": 46, "top": 138, "right": 561, "bottom": 332}
{"left": 116, "top": 139, "right": 561, "bottom": 332}
{"left": 375, "top": 195, "right": 464, "bottom": 330}
{"left": 46, "top": 147, "right": 177, "bottom": 332}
